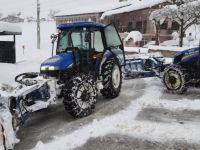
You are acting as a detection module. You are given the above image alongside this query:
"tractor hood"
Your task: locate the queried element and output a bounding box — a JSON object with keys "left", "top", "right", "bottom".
{"left": 41, "top": 52, "right": 74, "bottom": 70}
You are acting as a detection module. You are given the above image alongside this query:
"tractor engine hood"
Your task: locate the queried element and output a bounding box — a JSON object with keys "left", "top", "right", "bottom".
{"left": 41, "top": 52, "right": 74, "bottom": 71}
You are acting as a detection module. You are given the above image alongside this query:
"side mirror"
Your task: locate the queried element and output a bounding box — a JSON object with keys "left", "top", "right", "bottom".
{"left": 51, "top": 34, "right": 58, "bottom": 44}
{"left": 50, "top": 34, "right": 58, "bottom": 56}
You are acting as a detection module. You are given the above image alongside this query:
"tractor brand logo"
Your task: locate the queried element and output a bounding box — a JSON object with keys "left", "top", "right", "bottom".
{"left": 182, "top": 49, "right": 199, "bottom": 61}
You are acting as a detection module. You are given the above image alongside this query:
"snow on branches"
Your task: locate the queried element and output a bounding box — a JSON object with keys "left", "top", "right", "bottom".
{"left": 150, "top": 0, "right": 200, "bottom": 47}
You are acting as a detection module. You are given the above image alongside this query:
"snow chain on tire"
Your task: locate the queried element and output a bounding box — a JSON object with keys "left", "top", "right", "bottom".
{"left": 63, "top": 73, "right": 97, "bottom": 118}
{"left": 101, "top": 58, "right": 122, "bottom": 98}
{"left": 162, "top": 65, "right": 189, "bottom": 94}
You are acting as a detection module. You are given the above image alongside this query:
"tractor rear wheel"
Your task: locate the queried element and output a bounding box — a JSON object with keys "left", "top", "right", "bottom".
{"left": 101, "top": 58, "right": 122, "bottom": 98}
{"left": 63, "top": 74, "right": 97, "bottom": 118}
{"left": 162, "top": 65, "right": 188, "bottom": 94}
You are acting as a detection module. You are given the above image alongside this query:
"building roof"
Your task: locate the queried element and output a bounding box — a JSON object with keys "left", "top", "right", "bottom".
{"left": 0, "top": 22, "right": 22, "bottom": 35}
{"left": 55, "top": 0, "right": 131, "bottom": 17}
{"left": 57, "top": 21, "right": 105, "bottom": 30}
{"left": 101, "top": 0, "right": 167, "bottom": 19}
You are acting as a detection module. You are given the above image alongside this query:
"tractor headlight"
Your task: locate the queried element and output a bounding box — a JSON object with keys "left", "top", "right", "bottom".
{"left": 41, "top": 66, "right": 59, "bottom": 71}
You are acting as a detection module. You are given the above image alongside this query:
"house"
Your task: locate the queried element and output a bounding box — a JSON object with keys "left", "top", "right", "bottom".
{"left": 55, "top": 0, "right": 179, "bottom": 47}
{"left": 101, "top": 0, "right": 176, "bottom": 46}
{"left": 0, "top": 15, "right": 24, "bottom": 23}
{"left": 55, "top": 0, "right": 131, "bottom": 26}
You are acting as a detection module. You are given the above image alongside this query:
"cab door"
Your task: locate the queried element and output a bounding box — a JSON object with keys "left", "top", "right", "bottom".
{"left": 103, "top": 24, "right": 125, "bottom": 66}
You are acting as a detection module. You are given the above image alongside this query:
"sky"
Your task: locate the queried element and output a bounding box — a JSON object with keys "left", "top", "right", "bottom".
{"left": 0, "top": 0, "right": 119, "bottom": 18}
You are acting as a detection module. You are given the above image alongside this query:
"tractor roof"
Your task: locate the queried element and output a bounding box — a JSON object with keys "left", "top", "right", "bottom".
{"left": 57, "top": 21, "right": 105, "bottom": 30}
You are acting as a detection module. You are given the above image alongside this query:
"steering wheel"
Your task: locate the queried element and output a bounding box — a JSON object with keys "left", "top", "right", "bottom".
{"left": 76, "top": 44, "right": 87, "bottom": 49}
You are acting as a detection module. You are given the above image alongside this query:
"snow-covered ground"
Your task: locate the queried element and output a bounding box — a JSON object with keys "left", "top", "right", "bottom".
{"left": 14, "top": 78, "right": 200, "bottom": 150}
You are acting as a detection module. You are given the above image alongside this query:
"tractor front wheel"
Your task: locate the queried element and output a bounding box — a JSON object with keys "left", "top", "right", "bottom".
{"left": 63, "top": 74, "right": 97, "bottom": 118}
{"left": 162, "top": 65, "right": 188, "bottom": 94}
{"left": 101, "top": 58, "right": 122, "bottom": 98}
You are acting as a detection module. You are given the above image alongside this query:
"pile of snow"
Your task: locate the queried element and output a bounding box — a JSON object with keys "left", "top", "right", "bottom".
{"left": 0, "top": 105, "right": 19, "bottom": 150}
{"left": 124, "top": 31, "right": 143, "bottom": 43}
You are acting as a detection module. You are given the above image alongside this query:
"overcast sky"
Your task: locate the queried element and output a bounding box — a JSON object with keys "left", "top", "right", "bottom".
{"left": 0, "top": 0, "right": 118, "bottom": 18}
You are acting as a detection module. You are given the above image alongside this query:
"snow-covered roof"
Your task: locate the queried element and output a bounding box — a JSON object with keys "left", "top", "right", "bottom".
{"left": 55, "top": 0, "right": 131, "bottom": 17}
{"left": 0, "top": 22, "right": 22, "bottom": 35}
{"left": 101, "top": 0, "right": 167, "bottom": 19}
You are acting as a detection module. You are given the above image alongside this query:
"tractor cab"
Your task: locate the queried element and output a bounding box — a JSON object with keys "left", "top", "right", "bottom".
{"left": 41, "top": 22, "right": 125, "bottom": 77}
{"left": 56, "top": 23, "right": 105, "bottom": 72}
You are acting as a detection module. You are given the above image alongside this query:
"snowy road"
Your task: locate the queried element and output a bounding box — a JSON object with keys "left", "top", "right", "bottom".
{"left": 14, "top": 78, "right": 200, "bottom": 150}
{"left": 14, "top": 79, "right": 145, "bottom": 150}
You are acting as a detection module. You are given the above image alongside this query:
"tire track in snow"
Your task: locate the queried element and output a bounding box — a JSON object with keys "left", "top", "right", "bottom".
{"left": 32, "top": 78, "right": 162, "bottom": 150}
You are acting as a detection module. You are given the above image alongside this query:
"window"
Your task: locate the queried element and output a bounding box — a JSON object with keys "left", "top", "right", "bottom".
{"left": 104, "top": 24, "right": 125, "bottom": 65}
{"left": 91, "top": 31, "right": 104, "bottom": 52}
{"left": 127, "top": 22, "right": 133, "bottom": 32}
{"left": 161, "top": 21, "right": 168, "bottom": 30}
{"left": 171, "top": 22, "right": 179, "bottom": 30}
{"left": 136, "top": 21, "right": 142, "bottom": 32}
{"left": 71, "top": 31, "right": 90, "bottom": 49}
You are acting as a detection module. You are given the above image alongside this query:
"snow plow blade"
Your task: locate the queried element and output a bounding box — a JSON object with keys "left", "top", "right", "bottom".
{"left": 122, "top": 54, "right": 166, "bottom": 80}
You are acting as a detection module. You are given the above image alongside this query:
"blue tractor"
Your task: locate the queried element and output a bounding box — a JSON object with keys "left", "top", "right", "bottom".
{"left": 122, "top": 46, "right": 200, "bottom": 94}
{"left": 40, "top": 22, "right": 125, "bottom": 117}
{"left": 162, "top": 47, "right": 200, "bottom": 94}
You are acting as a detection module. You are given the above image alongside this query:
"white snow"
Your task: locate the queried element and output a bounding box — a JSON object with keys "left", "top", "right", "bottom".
{"left": 56, "top": 0, "right": 131, "bottom": 17}
{"left": 148, "top": 45, "right": 191, "bottom": 52}
{"left": 101, "top": 0, "right": 167, "bottom": 19}
{"left": 0, "top": 105, "right": 19, "bottom": 149}
{"left": 124, "top": 31, "right": 143, "bottom": 43}
{"left": 33, "top": 78, "right": 200, "bottom": 150}
{"left": 124, "top": 47, "right": 148, "bottom": 53}
{"left": 0, "top": 22, "right": 22, "bottom": 34}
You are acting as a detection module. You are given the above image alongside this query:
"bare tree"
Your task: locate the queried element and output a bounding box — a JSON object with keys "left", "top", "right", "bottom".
{"left": 150, "top": 0, "right": 200, "bottom": 47}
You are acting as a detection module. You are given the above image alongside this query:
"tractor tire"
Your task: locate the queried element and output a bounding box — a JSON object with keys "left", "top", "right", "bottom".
{"left": 101, "top": 58, "right": 122, "bottom": 98}
{"left": 162, "top": 65, "right": 188, "bottom": 94}
{"left": 63, "top": 73, "right": 97, "bottom": 118}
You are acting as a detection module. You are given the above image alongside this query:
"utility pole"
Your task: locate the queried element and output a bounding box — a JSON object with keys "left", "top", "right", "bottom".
{"left": 37, "top": 0, "right": 40, "bottom": 49}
